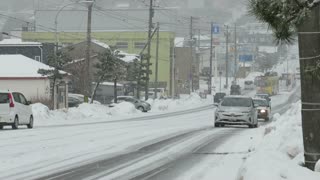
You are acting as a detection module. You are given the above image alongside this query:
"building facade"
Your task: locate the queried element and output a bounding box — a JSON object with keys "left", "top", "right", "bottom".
{"left": 0, "top": 39, "right": 54, "bottom": 64}
{"left": 22, "top": 31, "right": 175, "bottom": 95}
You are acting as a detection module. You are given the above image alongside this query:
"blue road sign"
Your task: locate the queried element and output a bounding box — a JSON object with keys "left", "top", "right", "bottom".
{"left": 212, "top": 24, "right": 219, "bottom": 34}
{"left": 239, "top": 55, "right": 253, "bottom": 62}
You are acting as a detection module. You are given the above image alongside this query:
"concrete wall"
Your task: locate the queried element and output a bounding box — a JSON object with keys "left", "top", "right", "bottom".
{"left": 0, "top": 78, "right": 50, "bottom": 100}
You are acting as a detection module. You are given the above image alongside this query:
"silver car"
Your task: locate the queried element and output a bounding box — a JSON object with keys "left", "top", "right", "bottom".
{"left": 110, "top": 96, "right": 151, "bottom": 112}
{"left": 215, "top": 96, "right": 258, "bottom": 128}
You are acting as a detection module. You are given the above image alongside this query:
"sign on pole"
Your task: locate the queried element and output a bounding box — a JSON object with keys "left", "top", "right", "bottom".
{"left": 239, "top": 55, "right": 253, "bottom": 62}
{"left": 212, "top": 24, "right": 220, "bottom": 34}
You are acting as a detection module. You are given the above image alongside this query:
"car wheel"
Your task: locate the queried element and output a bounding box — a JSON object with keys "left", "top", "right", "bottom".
{"left": 27, "top": 116, "right": 34, "bottom": 129}
{"left": 12, "top": 116, "right": 19, "bottom": 130}
{"left": 0, "top": 125, "right": 3, "bottom": 130}
{"left": 248, "top": 124, "right": 254, "bottom": 128}
{"left": 138, "top": 106, "right": 145, "bottom": 112}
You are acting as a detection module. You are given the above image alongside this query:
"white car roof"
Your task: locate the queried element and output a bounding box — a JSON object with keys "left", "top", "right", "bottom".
{"left": 253, "top": 98, "right": 267, "bottom": 101}
{"left": 225, "top": 95, "right": 252, "bottom": 99}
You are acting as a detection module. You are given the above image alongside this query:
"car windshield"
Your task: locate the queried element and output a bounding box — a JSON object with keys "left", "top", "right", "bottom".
{"left": 253, "top": 99, "right": 269, "bottom": 107}
{"left": 221, "top": 97, "right": 252, "bottom": 107}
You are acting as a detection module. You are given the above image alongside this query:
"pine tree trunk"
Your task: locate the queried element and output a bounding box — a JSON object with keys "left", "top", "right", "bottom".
{"left": 51, "top": 78, "right": 56, "bottom": 110}
{"left": 298, "top": 5, "right": 320, "bottom": 170}
{"left": 90, "top": 76, "right": 103, "bottom": 104}
{"left": 114, "top": 78, "right": 118, "bottom": 103}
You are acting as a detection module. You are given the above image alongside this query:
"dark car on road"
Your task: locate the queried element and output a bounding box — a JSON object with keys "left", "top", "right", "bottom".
{"left": 214, "top": 92, "right": 226, "bottom": 103}
{"left": 230, "top": 84, "right": 241, "bottom": 95}
{"left": 253, "top": 98, "right": 271, "bottom": 121}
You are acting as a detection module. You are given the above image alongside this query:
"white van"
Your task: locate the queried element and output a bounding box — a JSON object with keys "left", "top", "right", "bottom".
{"left": 0, "top": 91, "right": 33, "bottom": 129}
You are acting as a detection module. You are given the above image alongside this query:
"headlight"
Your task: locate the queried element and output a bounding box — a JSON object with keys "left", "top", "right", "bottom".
{"left": 260, "top": 109, "right": 266, "bottom": 113}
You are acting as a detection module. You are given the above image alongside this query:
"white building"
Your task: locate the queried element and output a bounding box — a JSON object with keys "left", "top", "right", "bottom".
{"left": 0, "top": 54, "right": 69, "bottom": 109}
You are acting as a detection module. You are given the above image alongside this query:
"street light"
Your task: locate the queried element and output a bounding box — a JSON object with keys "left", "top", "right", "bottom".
{"left": 54, "top": 0, "right": 94, "bottom": 53}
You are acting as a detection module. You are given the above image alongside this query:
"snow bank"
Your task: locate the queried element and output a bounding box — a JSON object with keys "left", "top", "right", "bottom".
{"left": 147, "top": 93, "right": 206, "bottom": 112}
{"left": 108, "top": 102, "right": 139, "bottom": 116}
{"left": 32, "top": 102, "right": 139, "bottom": 125}
{"left": 237, "top": 101, "right": 320, "bottom": 180}
{"left": 32, "top": 93, "right": 212, "bottom": 126}
{"left": 316, "top": 160, "right": 320, "bottom": 172}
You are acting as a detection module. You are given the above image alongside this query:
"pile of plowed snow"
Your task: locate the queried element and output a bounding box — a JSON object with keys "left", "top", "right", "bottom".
{"left": 237, "top": 101, "right": 320, "bottom": 180}
{"left": 31, "top": 93, "right": 211, "bottom": 126}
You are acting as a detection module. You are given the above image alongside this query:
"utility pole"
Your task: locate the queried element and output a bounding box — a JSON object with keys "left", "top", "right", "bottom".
{"left": 145, "top": 0, "right": 154, "bottom": 100}
{"left": 190, "top": 16, "right": 194, "bottom": 93}
{"left": 85, "top": 1, "right": 93, "bottom": 98}
{"left": 225, "top": 25, "right": 229, "bottom": 88}
{"left": 234, "top": 24, "right": 237, "bottom": 83}
{"left": 298, "top": 5, "right": 320, "bottom": 170}
{"left": 209, "top": 22, "right": 213, "bottom": 94}
{"left": 155, "top": 22, "right": 159, "bottom": 99}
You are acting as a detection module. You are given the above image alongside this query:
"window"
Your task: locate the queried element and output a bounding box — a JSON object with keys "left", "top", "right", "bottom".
{"left": 221, "top": 98, "right": 252, "bottom": 107}
{"left": 35, "top": 56, "right": 41, "bottom": 62}
{"left": 116, "top": 42, "right": 128, "bottom": 49}
{"left": 0, "top": 93, "right": 9, "bottom": 104}
{"left": 134, "top": 42, "right": 146, "bottom": 49}
{"left": 19, "top": 94, "right": 27, "bottom": 105}
{"left": 12, "top": 93, "right": 21, "bottom": 103}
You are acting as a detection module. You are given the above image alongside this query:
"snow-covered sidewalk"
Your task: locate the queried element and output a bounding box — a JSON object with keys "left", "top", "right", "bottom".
{"left": 238, "top": 101, "right": 320, "bottom": 180}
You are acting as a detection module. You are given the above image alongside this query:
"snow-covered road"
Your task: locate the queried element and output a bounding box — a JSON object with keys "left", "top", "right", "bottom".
{"left": 0, "top": 106, "right": 217, "bottom": 180}
{"left": 0, "top": 86, "right": 302, "bottom": 180}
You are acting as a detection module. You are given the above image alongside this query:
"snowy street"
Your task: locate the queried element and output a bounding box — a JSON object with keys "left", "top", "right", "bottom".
{"left": 0, "top": 87, "right": 303, "bottom": 180}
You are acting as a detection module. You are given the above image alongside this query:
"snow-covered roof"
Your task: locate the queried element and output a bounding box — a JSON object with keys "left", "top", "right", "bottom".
{"left": 193, "top": 35, "right": 210, "bottom": 41}
{"left": 91, "top": 40, "right": 137, "bottom": 63}
{"left": 0, "top": 54, "right": 59, "bottom": 78}
{"left": 92, "top": 39, "right": 110, "bottom": 49}
{"left": 175, "top": 37, "right": 185, "bottom": 47}
{"left": 119, "top": 52, "right": 139, "bottom": 63}
{"left": 93, "top": 82, "right": 123, "bottom": 87}
{"left": 0, "top": 39, "right": 42, "bottom": 47}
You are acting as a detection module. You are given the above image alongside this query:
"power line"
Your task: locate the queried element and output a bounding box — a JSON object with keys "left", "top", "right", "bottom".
{"left": 0, "top": 13, "right": 87, "bottom": 40}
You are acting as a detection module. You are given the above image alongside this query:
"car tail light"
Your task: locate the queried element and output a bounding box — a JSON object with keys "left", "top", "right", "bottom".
{"left": 8, "top": 93, "right": 14, "bottom": 108}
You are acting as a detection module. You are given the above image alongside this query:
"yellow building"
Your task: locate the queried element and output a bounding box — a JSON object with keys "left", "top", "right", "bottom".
{"left": 22, "top": 31, "right": 175, "bottom": 94}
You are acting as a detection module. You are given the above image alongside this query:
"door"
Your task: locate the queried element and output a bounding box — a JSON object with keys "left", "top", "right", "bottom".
{"left": 0, "top": 93, "right": 10, "bottom": 116}
{"left": 18, "top": 93, "right": 30, "bottom": 124}
{"left": 12, "top": 93, "right": 25, "bottom": 123}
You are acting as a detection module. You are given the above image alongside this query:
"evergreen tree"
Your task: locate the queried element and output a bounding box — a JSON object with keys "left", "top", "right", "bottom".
{"left": 90, "top": 47, "right": 125, "bottom": 103}
{"left": 38, "top": 51, "right": 71, "bottom": 109}
{"left": 248, "top": 0, "right": 320, "bottom": 44}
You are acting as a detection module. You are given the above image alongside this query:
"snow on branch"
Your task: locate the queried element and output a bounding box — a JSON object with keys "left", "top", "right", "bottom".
{"left": 309, "top": 0, "right": 320, "bottom": 8}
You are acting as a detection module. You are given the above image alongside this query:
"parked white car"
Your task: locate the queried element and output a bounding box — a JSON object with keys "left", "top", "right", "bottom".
{"left": 0, "top": 91, "right": 33, "bottom": 129}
